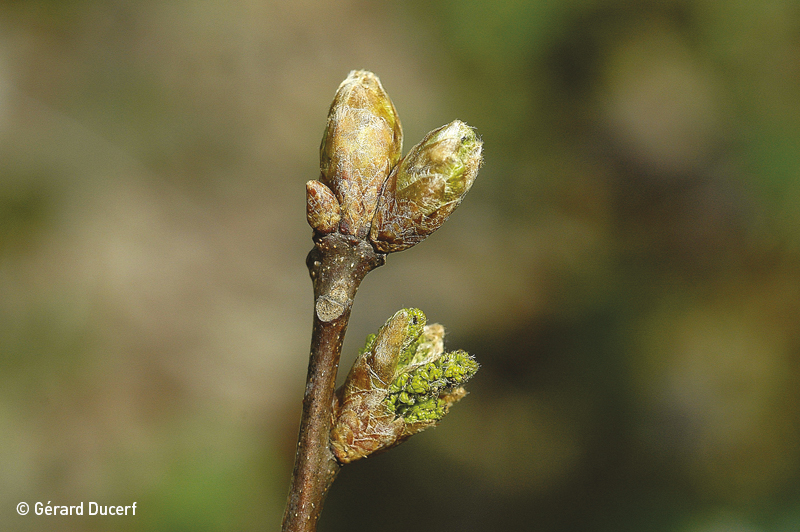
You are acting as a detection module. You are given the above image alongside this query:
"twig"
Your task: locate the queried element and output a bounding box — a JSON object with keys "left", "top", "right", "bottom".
{"left": 281, "top": 234, "right": 384, "bottom": 532}
{"left": 280, "top": 69, "right": 482, "bottom": 532}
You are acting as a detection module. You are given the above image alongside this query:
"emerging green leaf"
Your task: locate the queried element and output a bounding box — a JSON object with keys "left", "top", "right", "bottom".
{"left": 330, "top": 308, "right": 478, "bottom": 463}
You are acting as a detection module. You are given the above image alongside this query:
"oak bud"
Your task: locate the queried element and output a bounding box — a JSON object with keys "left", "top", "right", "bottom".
{"left": 319, "top": 70, "right": 403, "bottom": 237}
{"left": 330, "top": 308, "right": 478, "bottom": 463}
{"left": 305, "top": 180, "right": 341, "bottom": 234}
{"left": 370, "top": 120, "right": 483, "bottom": 252}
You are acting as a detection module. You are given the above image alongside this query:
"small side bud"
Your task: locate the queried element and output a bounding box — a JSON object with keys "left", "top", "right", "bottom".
{"left": 370, "top": 120, "right": 483, "bottom": 252}
{"left": 306, "top": 180, "right": 341, "bottom": 234}
{"left": 320, "top": 70, "right": 403, "bottom": 237}
{"left": 330, "top": 308, "right": 478, "bottom": 464}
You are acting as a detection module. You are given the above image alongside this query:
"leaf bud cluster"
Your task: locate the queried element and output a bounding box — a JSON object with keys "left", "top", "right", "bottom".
{"left": 330, "top": 308, "right": 478, "bottom": 463}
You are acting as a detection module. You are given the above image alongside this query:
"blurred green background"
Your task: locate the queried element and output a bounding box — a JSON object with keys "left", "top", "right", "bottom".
{"left": 2, "top": 0, "right": 799, "bottom": 531}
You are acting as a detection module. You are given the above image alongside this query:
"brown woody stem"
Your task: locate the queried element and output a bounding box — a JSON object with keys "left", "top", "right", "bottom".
{"left": 281, "top": 233, "right": 385, "bottom": 532}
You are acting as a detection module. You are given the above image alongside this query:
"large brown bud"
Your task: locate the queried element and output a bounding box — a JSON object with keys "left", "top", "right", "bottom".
{"left": 319, "top": 70, "right": 403, "bottom": 237}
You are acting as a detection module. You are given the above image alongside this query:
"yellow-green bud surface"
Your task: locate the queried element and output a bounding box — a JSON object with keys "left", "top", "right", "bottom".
{"left": 370, "top": 120, "right": 483, "bottom": 252}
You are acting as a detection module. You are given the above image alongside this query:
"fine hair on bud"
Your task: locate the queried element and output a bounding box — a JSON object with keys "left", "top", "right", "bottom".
{"left": 319, "top": 70, "right": 403, "bottom": 237}
{"left": 370, "top": 120, "right": 483, "bottom": 253}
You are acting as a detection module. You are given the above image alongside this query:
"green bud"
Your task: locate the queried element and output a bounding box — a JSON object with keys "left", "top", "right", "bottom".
{"left": 389, "top": 373, "right": 409, "bottom": 393}
{"left": 408, "top": 375, "right": 429, "bottom": 394}
{"left": 402, "top": 397, "right": 445, "bottom": 423}
{"left": 389, "top": 346, "right": 478, "bottom": 422}
{"left": 320, "top": 70, "right": 403, "bottom": 237}
{"left": 330, "top": 308, "right": 478, "bottom": 464}
{"left": 370, "top": 120, "right": 483, "bottom": 252}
